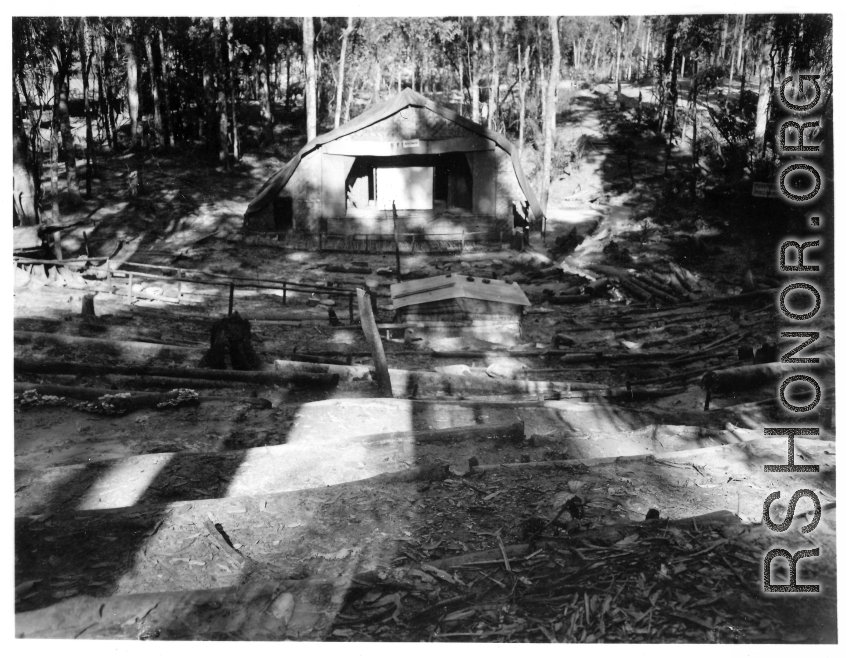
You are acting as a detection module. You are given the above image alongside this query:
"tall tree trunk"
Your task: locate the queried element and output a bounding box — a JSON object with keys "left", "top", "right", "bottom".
{"left": 95, "top": 41, "right": 113, "bottom": 150}
{"left": 488, "top": 18, "right": 500, "bottom": 130}
{"left": 102, "top": 33, "right": 118, "bottom": 147}
{"left": 124, "top": 34, "right": 142, "bottom": 150}
{"left": 591, "top": 36, "right": 601, "bottom": 73}
{"left": 79, "top": 18, "right": 95, "bottom": 197}
{"left": 285, "top": 50, "right": 292, "bottom": 114}
{"left": 13, "top": 81, "right": 39, "bottom": 226}
{"left": 645, "top": 24, "right": 653, "bottom": 78}
{"left": 259, "top": 17, "right": 273, "bottom": 125}
{"left": 730, "top": 14, "right": 746, "bottom": 104}
{"left": 470, "top": 19, "right": 481, "bottom": 124}
{"left": 614, "top": 20, "right": 624, "bottom": 84}
{"left": 211, "top": 18, "right": 228, "bottom": 166}
{"left": 662, "top": 28, "right": 679, "bottom": 176}
{"left": 158, "top": 27, "right": 174, "bottom": 147}
{"left": 690, "top": 81, "right": 699, "bottom": 199}
{"left": 541, "top": 15, "right": 560, "bottom": 224}
{"left": 736, "top": 14, "right": 746, "bottom": 72}
{"left": 344, "top": 66, "right": 358, "bottom": 122}
{"left": 631, "top": 16, "right": 642, "bottom": 79}
{"left": 755, "top": 23, "right": 776, "bottom": 158}
{"left": 144, "top": 31, "right": 165, "bottom": 149}
{"left": 226, "top": 17, "right": 239, "bottom": 160}
{"left": 372, "top": 52, "right": 381, "bottom": 105}
{"left": 457, "top": 58, "right": 464, "bottom": 115}
{"left": 302, "top": 17, "right": 317, "bottom": 141}
{"left": 726, "top": 41, "right": 736, "bottom": 102}
{"left": 202, "top": 63, "right": 213, "bottom": 142}
{"left": 217, "top": 85, "right": 229, "bottom": 165}
{"left": 55, "top": 66, "right": 81, "bottom": 200}
{"left": 518, "top": 43, "right": 529, "bottom": 153}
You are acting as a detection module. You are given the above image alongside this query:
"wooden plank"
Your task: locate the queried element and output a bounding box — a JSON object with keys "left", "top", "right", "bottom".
{"left": 357, "top": 288, "right": 392, "bottom": 397}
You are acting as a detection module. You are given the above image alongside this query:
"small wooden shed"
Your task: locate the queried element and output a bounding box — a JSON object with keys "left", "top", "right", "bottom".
{"left": 390, "top": 273, "right": 531, "bottom": 344}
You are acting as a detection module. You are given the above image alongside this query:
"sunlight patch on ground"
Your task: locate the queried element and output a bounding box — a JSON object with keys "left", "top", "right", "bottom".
{"left": 76, "top": 454, "right": 172, "bottom": 511}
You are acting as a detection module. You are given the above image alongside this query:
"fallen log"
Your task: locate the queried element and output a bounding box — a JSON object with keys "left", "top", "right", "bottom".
{"left": 613, "top": 276, "right": 652, "bottom": 302}
{"left": 674, "top": 288, "right": 778, "bottom": 308}
{"left": 626, "top": 361, "right": 745, "bottom": 388}
{"left": 326, "top": 264, "right": 372, "bottom": 274}
{"left": 660, "top": 271, "right": 691, "bottom": 298}
{"left": 358, "top": 421, "right": 524, "bottom": 446}
{"left": 631, "top": 275, "right": 680, "bottom": 305}
{"left": 581, "top": 385, "right": 687, "bottom": 401}
{"left": 15, "top": 330, "right": 202, "bottom": 364}
{"left": 14, "top": 358, "right": 340, "bottom": 389}
{"left": 635, "top": 270, "right": 671, "bottom": 292}
{"left": 275, "top": 359, "right": 371, "bottom": 381}
{"left": 396, "top": 371, "right": 667, "bottom": 400}
{"left": 700, "top": 357, "right": 835, "bottom": 394}
{"left": 274, "top": 359, "right": 610, "bottom": 395}
{"left": 546, "top": 294, "right": 592, "bottom": 305}
{"left": 583, "top": 277, "right": 610, "bottom": 296}
{"left": 13, "top": 383, "right": 271, "bottom": 408}
{"left": 668, "top": 261, "right": 699, "bottom": 292}
{"left": 287, "top": 352, "right": 354, "bottom": 366}
{"left": 101, "top": 374, "right": 270, "bottom": 390}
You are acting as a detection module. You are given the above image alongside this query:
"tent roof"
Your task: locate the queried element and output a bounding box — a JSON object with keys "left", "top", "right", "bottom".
{"left": 245, "top": 89, "right": 544, "bottom": 220}
{"left": 390, "top": 273, "right": 531, "bottom": 311}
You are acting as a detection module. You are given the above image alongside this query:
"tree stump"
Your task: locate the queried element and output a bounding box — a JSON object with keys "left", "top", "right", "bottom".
{"left": 81, "top": 294, "right": 97, "bottom": 319}
{"left": 197, "top": 312, "right": 263, "bottom": 371}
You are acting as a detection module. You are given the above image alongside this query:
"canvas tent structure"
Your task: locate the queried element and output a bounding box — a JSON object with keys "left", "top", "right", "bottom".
{"left": 390, "top": 273, "right": 531, "bottom": 344}
{"left": 244, "top": 89, "right": 544, "bottom": 240}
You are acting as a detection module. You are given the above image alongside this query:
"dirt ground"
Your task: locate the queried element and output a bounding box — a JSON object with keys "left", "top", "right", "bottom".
{"left": 13, "top": 81, "right": 836, "bottom": 642}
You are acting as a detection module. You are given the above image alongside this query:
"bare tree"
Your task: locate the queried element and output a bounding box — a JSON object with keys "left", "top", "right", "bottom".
{"left": 334, "top": 17, "right": 354, "bottom": 129}
{"left": 78, "top": 18, "right": 96, "bottom": 196}
{"left": 157, "top": 26, "right": 174, "bottom": 147}
{"left": 144, "top": 27, "right": 166, "bottom": 149}
{"left": 540, "top": 15, "right": 561, "bottom": 222}
{"left": 13, "top": 79, "right": 39, "bottom": 226}
{"left": 303, "top": 17, "right": 317, "bottom": 140}
{"left": 51, "top": 18, "right": 81, "bottom": 201}
{"left": 259, "top": 17, "right": 273, "bottom": 126}
{"left": 124, "top": 25, "right": 142, "bottom": 150}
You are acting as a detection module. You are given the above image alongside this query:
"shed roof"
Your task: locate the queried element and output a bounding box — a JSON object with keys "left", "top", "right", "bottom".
{"left": 390, "top": 274, "right": 531, "bottom": 311}
{"left": 245, "top": 89, "right": 544, "bottom": 221}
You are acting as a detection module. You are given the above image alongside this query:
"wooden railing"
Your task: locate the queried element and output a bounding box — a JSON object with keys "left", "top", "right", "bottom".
{"left": 13, "top": 256, "right": 363, "bottom": 322}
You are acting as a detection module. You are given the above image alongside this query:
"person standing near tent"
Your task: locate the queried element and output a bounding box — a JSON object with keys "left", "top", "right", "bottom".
{"left": 512, "top": 201, "right": 530, "bottom": 249}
